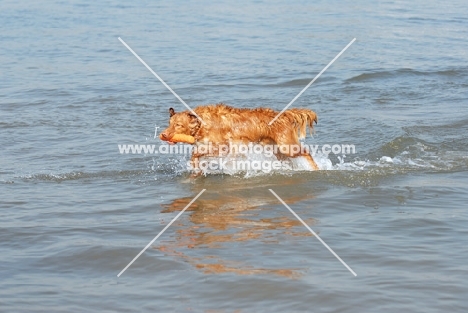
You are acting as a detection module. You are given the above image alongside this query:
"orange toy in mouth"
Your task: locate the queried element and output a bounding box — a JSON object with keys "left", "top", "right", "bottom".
{"left": 159, "top": 133, "right": 196, "bottom": 144}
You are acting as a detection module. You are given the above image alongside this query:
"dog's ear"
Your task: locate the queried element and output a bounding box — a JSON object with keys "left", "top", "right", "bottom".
{"left": 188, "top": 113, "right": 198, "bottom": 122}
{"left": 169, "top": 108, "right": 175, "bottom": 117}
{"left": 188, "top": 113, "right": 200, "bottom": 128}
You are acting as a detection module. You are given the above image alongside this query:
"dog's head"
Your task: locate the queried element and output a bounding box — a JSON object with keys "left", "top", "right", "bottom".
{"left": 160, "top": 108, "right": 201, "bottom": 143}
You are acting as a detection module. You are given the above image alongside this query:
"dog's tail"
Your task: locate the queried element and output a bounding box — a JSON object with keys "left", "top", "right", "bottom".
{"left": 286, "top": 108, "right": 318, "bottom": 139}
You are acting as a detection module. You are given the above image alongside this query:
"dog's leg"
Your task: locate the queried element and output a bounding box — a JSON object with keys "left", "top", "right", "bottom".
{"left": 190, "top": 154, "right": 203, "bottom": 178}
{"left": 273, "top": 136, "right": 319, "bottom": 171}
{"left": 190, "top": 142, "right": 212, "bottom": 177}
{"left": 301, "top": 153, "right": 319, "bottom": 170}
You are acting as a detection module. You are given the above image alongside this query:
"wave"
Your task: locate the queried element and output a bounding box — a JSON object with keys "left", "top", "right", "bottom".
{"left": 15, "top": 156, "right": 189, "bottom": 183}
{"left": 13, "top": 135, "right": 467, "bottom": 184}
{"left": 336, "top": 135, "right": 468, "bottom": 174}
{"left": 272, "top": 77, "right": 336, "bottom": 88}
{"left": 189, "top": 135, "right": 468, "bottom": 178}
{"left": 346, "top": 67, "right": 468, "bottom": 83}
{"left": 20, "top": 170, "right": 149, "bottom": 182}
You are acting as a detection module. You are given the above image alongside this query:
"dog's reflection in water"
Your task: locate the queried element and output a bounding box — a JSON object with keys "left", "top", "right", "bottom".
{"left": 156, "top": 191, "right": 316, "bottom": 278}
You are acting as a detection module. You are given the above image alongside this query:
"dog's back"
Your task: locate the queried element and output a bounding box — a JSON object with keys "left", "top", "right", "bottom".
{"left": 192, "top": 103, "right": 317, "bottom": 144}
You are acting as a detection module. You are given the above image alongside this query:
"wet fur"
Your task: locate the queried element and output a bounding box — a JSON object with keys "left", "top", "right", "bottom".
{"left": 161, "top": 103, "right": 319, "bottom": 172}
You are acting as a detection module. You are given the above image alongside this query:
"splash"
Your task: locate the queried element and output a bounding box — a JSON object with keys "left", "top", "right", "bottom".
{"left": 174, "top": 136, "right": 468, "bottom": 178}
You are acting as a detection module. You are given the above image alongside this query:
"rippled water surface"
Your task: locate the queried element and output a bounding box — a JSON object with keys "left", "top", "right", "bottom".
{"left": 1, "top": 0, "right": 468, "bottom": 312}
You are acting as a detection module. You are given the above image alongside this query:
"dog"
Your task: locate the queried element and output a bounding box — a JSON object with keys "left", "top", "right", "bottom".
{"left": 160, "top": 103, "right": 319, "bottom": 174}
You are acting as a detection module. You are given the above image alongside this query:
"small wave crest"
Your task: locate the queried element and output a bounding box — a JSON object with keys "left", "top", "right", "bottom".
{"left": 184, "top": 135, "right": 467, "bottom": 178}
{"left": 20, "top": 170, "right": 149, "bottom": 182}
{"left": 346, "top": 67, "right": 468, "bottom": 83}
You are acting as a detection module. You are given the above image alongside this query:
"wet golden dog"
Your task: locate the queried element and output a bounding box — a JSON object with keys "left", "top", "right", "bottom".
{"left": 160, "top": 103, "right": 319, "bottom": 173}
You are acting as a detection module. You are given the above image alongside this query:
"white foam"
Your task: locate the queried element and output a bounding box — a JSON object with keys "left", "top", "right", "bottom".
{"left": 380, "top": 156, "right": 393, "bottom": 163}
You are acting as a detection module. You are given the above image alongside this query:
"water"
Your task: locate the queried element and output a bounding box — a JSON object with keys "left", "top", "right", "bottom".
{"left": 1, "top": 0, "right": 468, "bottom": 311}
